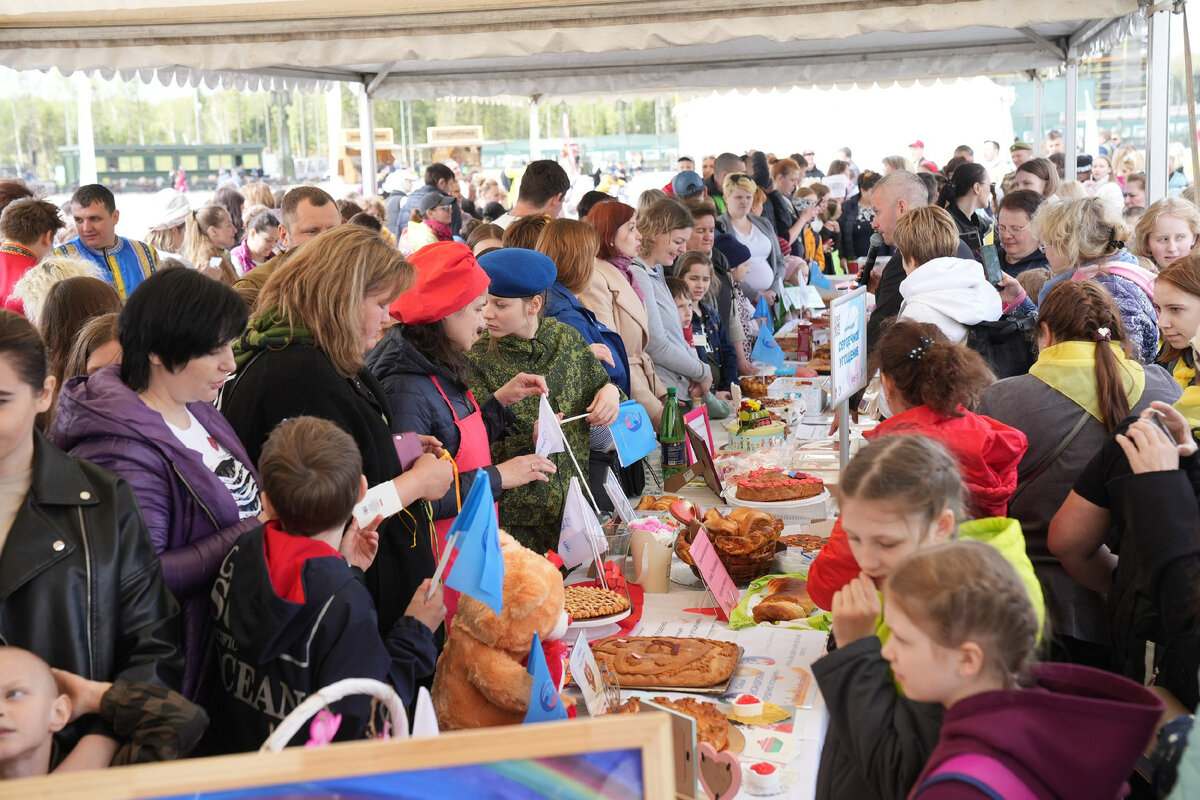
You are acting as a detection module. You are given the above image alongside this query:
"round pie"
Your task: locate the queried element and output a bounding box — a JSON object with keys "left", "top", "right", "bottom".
{"left": 617, "top": 696, "right": 731, "bottom": 752}
{"left": 564, "top": 585, "right": 630, "bottom": 620}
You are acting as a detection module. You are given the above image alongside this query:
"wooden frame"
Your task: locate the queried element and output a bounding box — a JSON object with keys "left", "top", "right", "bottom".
{"left": 4, "top": 715, "right": 675, "bottom": 800}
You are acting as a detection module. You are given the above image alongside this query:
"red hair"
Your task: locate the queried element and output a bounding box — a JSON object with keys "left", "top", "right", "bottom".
{"left": 587, "top": 201, "right": 635, "bottom": 261}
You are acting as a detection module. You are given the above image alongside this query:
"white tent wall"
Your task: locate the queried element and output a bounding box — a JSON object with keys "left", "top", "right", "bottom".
{"left": 675, "top": 78, "right": 1016, "bottom": 172}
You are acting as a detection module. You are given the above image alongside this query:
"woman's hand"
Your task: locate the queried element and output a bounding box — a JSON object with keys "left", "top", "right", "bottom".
{"left": 831, "top": 573, "right": 881, "bottom": 646}
{"left": 586, "top": 384, "right": 621, "bottom": 426}
{"left": 340, "top": 513, "right": 382, "bottom": 571}
{"left": 494, "top": 372, "right": 549, "bottom": 406}
{"left": 1145, "top": 401, "right": 1199, "bottom": 456}
{"left": 418, "top": 435, "right": 444, "bottom": 456}
{"left": 51, "top": 669, "right": 110, "bottom": 722}
{"left": 405, "top": 579, "right": 447, "bottom": 634}
{"left": 497, "top": 454, "right": 557, "bottom": 488}
{"left": 997, "top": 272, "right": 1024, "bottom": 305}
{"left": 588, "top": 343, "right": 615, "bottom": 367}
{"left": 396, "top": 453, "right": 455, "bottom": 503}
{"left": 1117, "top": 418, "right": 1182, "bottom": 474}
{"left": 761, "top": 289, "right": 777, "bottom": 307}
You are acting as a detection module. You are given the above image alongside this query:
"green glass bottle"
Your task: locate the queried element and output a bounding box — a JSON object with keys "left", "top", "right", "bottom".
{"left": 659, "top": 387, "right": 687, "bottom": 480}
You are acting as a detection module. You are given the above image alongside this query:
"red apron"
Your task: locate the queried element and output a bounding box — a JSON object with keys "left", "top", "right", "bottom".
{"left": 430, "top": 377, "right": 495, "bottom": 621}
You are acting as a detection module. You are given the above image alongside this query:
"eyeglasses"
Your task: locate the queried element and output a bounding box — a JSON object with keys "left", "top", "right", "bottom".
{"left": 995, "top": 224, "right": 1030, "bottom": 235}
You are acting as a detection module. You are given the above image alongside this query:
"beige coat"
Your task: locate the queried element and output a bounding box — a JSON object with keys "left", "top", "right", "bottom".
{"left": 580, "top": 258, "right": 666, "bottom": 428}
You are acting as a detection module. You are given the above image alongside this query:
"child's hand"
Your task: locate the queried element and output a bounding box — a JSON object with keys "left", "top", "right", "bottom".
{"left": 341, "top": 514, "right": 382, "bottom": 571}
{"left": 831, "top": 573, "right": 881, "bottom": 646}
{"left": 405, "top": 579, "right": 447, "bottom": 633}
{"left": 51, "top": 669, "right": 111, "bottom": 722}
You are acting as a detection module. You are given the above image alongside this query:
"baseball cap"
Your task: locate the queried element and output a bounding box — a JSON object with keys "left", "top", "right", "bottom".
{"left": 909, "top": 140, "right": 925, "bottom": 149}
{"left": 671, "top": 170, "right": 705, "bottom": 197}
{"left": 418, "top": 192, "right": 455, "bottom": 214}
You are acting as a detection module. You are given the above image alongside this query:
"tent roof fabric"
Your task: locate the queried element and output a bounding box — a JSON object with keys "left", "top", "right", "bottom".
{"left": 0, "top": 0, "right": 1143, "bottom": 98}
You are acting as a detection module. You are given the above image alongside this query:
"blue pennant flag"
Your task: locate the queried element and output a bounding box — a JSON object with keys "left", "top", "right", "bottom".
{"left": 752, "top": 321, "right": 787, "bottom": 368}
{"left": 809, "top": 260, "right": 831, "bottom": 290}
{"left": 444, "top": 469, "right": 505, "bottom": 616}
{"left": 753, "top": 294, "right": 771, "bottom": 320}
{"left": 524, "top": 632, "right": 568, "bottom": 723}
{"left": 608, "top": 400, "right": 657, "bottom": 467}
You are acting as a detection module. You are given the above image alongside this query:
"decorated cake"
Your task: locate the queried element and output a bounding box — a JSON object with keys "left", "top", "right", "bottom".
{"left": 591, "top": 636, "right": 739, "bottom": 688}
{"left": 735, "top": 469, "right": 824, "bottom": 503}
{"left": 745, "top": 762, "right": 783, "bottom": 794}
{"left": 726, "top": 400, "right": 788, "bottom": 452}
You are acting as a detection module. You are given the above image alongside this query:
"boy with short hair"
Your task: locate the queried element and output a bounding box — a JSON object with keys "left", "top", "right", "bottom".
{"left": 209, "top": 416, "right": 443, "bottom": 753}
{"left": 0, "top": 647, "right": 206, "bottom": 780}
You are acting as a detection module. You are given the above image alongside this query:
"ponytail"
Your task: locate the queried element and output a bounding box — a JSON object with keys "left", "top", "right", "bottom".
{"left": 183, "top": 204, "right": 237, "bottom": 285}
{"left": 1093, "top": 336, "right": 1132, "bottom": 434}
{"left": 873, "top": 320, "right": 995, "bottom": 416}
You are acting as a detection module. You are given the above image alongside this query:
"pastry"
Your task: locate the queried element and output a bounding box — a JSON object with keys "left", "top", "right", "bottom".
{"left": 563, "top": 585, "right": 630, "bottom": 620}
{"left": 779, "top": 534, "right": 829, "bottom": 552}
{"left": 752, "top": 577, "right": 817, "bottom": 624}
{"left": 591, "top": 636, "right": 739, "bottom": 688}
{"left": 745, "top": 762, "right": 783, "bottom": 794}
{"left": 735, "top": 469, "right": 824, "bottom": 502}
{"left": 739, "top": 375, "right": 779, "bottom": 399}
{"left": 635, "top": 494, "right": 682, "bottom": 512}
{"left": 616, "top": 696, "right": 730, "bottom": 752}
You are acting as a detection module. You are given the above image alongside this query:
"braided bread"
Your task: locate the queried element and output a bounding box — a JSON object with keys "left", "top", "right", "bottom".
{"left": 752, "top": 577, "right": 816, "bottom": 623}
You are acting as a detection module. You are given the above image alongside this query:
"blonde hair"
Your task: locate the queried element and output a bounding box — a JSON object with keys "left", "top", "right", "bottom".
{"left": 636, "top": 189, "right": 668, "bottom": 219}
{"left": 885, "top": 540, "right": 1039, "bottom": 688}
{"left": 635, "top": 198, "right": 693, "bottom": 259}
{"left": 240, "top": 181, "right": 275, "bottom": 211}
{"left": 184, "top": 204, "right": 237, "bottom": 284}
{"left": 254, "top": 226, "right": 412, "bottom": 377}
{"left": 1131, "top": 197, "right": 1200, "bottom": 261}
{"left": 882, "top": 155, "right": 912, "bottom": 173}
{"left": 11, "top": 255, "right": 102, "bottom": 327}
{"left": 1112, "top": 146, "right": 1144, "bottom": 180}
{"left": 891, "top": 206, "right": 960, "bottom": 267}
{"left": 536, "top": 218, "right": 598, "bottom": 295}
{"left": 838, "top": 435, "right": 965, "bottom": 530}
{"left": 1055, "top": 180, "right": 1088, "bottom": 201}
{"left": 721, "top": 173, "right": 758, "bottom": 200}
{"left": 1032, "top": 196, "right": 1129, "bottom": 272}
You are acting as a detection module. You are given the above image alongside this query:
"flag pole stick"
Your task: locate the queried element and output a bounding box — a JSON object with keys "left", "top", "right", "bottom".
{"left": 561, "top": 432, "right": 602, "bottom": 516}
{"left": 426, "top": 530, "right": 461, "bottom": 601}
{"left": 585, "top": 525, "right": 608, "bottom": 590}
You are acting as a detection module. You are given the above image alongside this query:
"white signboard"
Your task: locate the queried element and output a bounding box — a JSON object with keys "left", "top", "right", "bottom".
{"left": 829, "top": 286, "right": 868, "bottom": 406}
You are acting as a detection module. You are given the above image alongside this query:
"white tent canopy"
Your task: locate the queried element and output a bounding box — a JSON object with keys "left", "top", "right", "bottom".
{"left": 0, "top": 0, "right": 1141, "bottom": 99}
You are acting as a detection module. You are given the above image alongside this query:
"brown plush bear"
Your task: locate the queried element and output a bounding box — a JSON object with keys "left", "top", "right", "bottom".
{"left": 432, "top": 530, "right": 570, "bottom": 729}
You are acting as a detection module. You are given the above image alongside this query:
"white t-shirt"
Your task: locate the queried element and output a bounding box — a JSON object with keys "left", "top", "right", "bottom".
{"left": 733, "top": 223, "right": 774, "bottom": 293}
{"left": 167, "top": 409, "right": 262, "bottom": 520}
{"left": 0, "top": 469, "right": 32, "bottom": 562}
{"left": 493, "top": 213, "right": 517, "bottom": 230}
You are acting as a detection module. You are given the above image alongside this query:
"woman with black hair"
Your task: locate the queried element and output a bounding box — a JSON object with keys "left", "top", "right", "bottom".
{"left": 937, "top": 161, "right": 993, "bottom": 262}
{"left": 50, "top": 267, "right": 261, "bottom": 701}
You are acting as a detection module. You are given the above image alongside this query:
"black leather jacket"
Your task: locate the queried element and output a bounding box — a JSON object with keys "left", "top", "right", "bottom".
{"left": 0, "top": 432, "right": 183, "bottom": 740}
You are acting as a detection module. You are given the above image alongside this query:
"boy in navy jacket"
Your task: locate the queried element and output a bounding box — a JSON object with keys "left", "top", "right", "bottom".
{"left": 208, "top": 416, "right": 444, "bottom": 753}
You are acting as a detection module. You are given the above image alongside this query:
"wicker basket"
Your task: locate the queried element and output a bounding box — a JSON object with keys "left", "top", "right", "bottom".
{"left": 675, "top": 525, "right": 784, "bottom": 585}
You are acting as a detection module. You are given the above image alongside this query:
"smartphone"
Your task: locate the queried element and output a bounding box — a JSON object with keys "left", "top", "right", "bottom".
{"left": 393, "top": 432, "right": 424, "bottom": 472}
{"left": 1147, "top": 409, "right": 1175, "bottom": 441}
{"left": 981, "top": 243, "right": 1005, "bottom": 288}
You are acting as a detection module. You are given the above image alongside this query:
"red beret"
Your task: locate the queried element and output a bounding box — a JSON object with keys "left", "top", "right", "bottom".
{"left": 390, "top": 241, "right": 491, "bottom": 324}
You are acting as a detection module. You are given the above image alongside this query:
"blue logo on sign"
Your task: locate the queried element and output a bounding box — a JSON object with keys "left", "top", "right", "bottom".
{"left": 624, "top": 412, "right": 642, "bottom": 432}
{"left": 540, "top": 683, "right": 559, "bottom": 711}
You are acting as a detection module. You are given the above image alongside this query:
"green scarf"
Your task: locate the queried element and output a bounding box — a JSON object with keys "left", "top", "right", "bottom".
{"left": 1029, "top": 340, "right": 1145, "bottom": 423}
{"left": 233, "top": 307, "right": 314, "bottom": 369}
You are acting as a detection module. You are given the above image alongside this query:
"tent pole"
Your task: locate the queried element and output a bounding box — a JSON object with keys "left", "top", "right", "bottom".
{"left": 74, "top": 73, "right": 97, "bottom": 187}
{"left": 1065, "top": 62, "right": 1078, "bottom": 182}
{"left": 406, "top": 101, "right": 416, "bottom": 171}
{"left": 1145, "top": 3, "right": 1172, "bottom": 203}
{"left": 326, "top": 86, "right": 342, "bottom": 184}
{"left": 398, "top": 100, "right": 408, "bottom": 171}
{"left": 358, "top": 85, "right": 377, "bottom": 197}
{"left": 529, "top": 96, "right": 541, "bottom": 163}
{"left": 1033, "top": 74, "right": 1044, "bottom": 152}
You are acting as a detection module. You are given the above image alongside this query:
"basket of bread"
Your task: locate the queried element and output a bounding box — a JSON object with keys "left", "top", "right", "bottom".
{"left": 669, "top": 502, "right": 784, "bottom": 584}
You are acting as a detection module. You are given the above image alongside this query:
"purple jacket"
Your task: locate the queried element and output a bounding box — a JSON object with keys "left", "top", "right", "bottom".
{"left": 49, "top": 365, "right": 261, "bottom": 700}
{"left": 912, "top": 662, "right": 1163, "bottom": 799}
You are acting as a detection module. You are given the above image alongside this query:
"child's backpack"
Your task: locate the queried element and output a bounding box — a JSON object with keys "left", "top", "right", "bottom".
{"left": 914, "top": 753, "right": 1037, "bottom": 800}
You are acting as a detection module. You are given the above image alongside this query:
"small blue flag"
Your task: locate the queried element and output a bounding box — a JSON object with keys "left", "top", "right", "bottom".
{"left": 753, "top": 294, "right": 771, "bottom": 320}
{"left": 809, "top": 261, "right": 831, "bottom": 290}
{"left": 444, "top": 469, "right": 504, "bottom": 616}
{"left": 752, "top": 321, "right": 787, "bottom": 368}
{"left": 524, "top": 632, "right": 568, "bottom": 723}
{"left": 608, "top": 400, "right": 657, "bottom": 467}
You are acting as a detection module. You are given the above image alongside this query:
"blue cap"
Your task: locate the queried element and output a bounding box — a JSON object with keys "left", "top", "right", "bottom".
{"left": 477, "top": 247, "right": 557, "bottom": 297}
{"left": 713, "top": 233, "right": 751, "bottom": 268}
{"left": 672, "top": 170, "right": 704, "bottom": 197}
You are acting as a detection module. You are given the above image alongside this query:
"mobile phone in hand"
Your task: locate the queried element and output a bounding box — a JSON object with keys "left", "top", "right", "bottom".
{"left": 981, "top": 244, "right": 1005, "bottom": 289}
{"left": 1147, "top": 409, "right": 1175, "bottom": 441}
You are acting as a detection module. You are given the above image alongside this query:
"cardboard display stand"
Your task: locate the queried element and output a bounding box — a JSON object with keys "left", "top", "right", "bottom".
{"left": 664, "top": 424, "right": 723, "bottom": 495}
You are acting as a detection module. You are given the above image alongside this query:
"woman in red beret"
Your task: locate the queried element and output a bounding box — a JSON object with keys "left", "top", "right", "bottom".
{"left": 367, "top": 241, "right": 556, "bottom": 560}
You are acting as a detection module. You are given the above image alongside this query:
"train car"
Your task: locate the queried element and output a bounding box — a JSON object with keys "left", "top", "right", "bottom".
{"left": 56, "top": 143, "right": 266, "bottom": 190}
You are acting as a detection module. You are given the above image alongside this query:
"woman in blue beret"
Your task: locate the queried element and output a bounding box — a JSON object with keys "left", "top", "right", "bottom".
{"left": 467, "top": 247, "right": 622, "bottom": 554}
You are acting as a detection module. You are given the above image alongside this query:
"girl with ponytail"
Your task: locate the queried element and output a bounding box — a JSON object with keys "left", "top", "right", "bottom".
{"left": 936, "top": 161, "right": 993, "bottom": 261}
{"left": 183, "top": 204, "right": 238, "bottom": 284}
{"left": 981, "top": 279, "right": 1180, "bottom": 666}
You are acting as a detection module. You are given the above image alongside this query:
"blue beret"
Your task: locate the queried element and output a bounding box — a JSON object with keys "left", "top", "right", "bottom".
{"left": 713, "top": 233, "right": 751, "bottom": 268}
{"left": 477, "top": 247, "right": 557, "bottom": 297}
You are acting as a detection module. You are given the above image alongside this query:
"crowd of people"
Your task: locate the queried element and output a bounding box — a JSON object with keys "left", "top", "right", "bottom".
{"left": 0, "top": 130, "right": 1199, "bottom": 797}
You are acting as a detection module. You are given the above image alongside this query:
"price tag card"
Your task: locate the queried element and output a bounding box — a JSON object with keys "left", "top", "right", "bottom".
{"left": 569, "top": 632, "right": 608, "bottom": 717}
{"left": 689, "top": 528, "right": 740, "bottom": 622}
{"left": 603, "top": 468, "right": 638, "bottom": 524}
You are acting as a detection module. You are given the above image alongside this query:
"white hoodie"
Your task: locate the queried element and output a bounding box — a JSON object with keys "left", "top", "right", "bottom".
{"left": 897, "top": 256, "right": 1003, "bottom": 344}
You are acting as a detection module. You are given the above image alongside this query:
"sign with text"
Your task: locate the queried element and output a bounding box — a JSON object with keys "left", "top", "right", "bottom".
{"left": 569, "top": 632, "right": 608, "bottom": 718}
{"left": 688, "top": 528, "right": 740, "bottom": 622}
{"left": 829, "top": 286, "right": 868, "bottom": 406}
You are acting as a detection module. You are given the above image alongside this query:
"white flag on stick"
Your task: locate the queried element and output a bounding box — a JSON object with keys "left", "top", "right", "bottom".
{"left": 536, "top": 394, "right": 565, "bottom": 457}
{"left": 558, "top": 476, "right": 608, "bottom": 569}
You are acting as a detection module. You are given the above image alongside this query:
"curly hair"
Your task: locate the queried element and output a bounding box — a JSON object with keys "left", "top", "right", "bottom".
{"left": 873, "top": 320, "right": 995, "bottom": 415}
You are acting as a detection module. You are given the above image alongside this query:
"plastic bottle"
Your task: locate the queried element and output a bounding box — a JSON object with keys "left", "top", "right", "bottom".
{"left": 659, "top": 387, "right": 687, "bottom": 480}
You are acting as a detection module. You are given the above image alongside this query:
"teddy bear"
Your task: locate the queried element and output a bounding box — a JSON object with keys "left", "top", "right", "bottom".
{"left": 431, "top": 530, "right": 570, "bottom": 729}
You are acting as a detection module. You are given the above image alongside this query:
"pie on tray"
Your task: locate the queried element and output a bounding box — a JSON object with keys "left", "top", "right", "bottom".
{"left": 616, "top": 696, "right": 731, "bottom": 752}
{"left": 734, "top": 469, "right": 824, "bottom": 502}
{"left": 563, "top": 585, "right": 630, "bottom": 620}
{"left": 779, "top": 534, "right": 829, "bottom": 552}
{"left": 591, "top": 636, "right": 739, "bottom": 688}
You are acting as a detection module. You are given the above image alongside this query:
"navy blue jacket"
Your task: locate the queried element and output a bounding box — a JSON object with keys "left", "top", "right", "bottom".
{"left": 692, "top": 302, "right": 738, "bottom": 390}
{"left": 208, "top": 525, "right": 437, "bottom": 753}
{"left": 367, "top": 327, "right": 512, "bottom": 520}
{"left": 545, "top": 281, "right": 631, "bottom": 396}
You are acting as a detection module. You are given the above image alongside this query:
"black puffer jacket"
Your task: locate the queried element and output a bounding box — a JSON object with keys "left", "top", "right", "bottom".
{"left": 0, "top": 432, "right": 183, "bottom": 747}
{"left": 366, "top": 327, "right": 513, "bottom": 520}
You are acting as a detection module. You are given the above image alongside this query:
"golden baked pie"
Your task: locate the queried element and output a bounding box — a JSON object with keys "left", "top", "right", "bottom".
{"left": 563, "top": 585, "right": 630, "bottom": 620}
{"left": 592, "top": 637, "right": 739, "bottom": 688}
{"left": 734, "top": 469, "right": 824, "bottom": 502}
{"left": 779, "top": 534, "right": 829, "bottom": 551}
{"left": 616, "top": 696, "right": 731, "bottom": 751}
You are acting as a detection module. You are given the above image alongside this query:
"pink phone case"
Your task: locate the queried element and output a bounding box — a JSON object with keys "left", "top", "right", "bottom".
{"left": 393, "top": 433, "right": 423, "bottom": 471}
